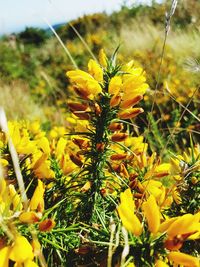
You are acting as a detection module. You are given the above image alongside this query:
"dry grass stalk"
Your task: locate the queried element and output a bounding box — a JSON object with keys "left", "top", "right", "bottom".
{"left": 0, "top": 108, "right": 28, "bottom": 208}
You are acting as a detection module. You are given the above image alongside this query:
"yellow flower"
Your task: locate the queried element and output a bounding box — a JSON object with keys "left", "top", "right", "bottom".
{"left": 99, "top": 49, "right": 107, "bottom": 67}
{"left": 168, "top": 251, "right": 199, "bottom": 267}
{"left": 30, "top": 180, "right": 45, "bottom": 212}
{"left": 28, "top": 121, "right": 41, "bottom": 135}
{"left": 55, "top": 137, "right": 67, "bottom": 158}
{"left": 121, "top": 60, "right": 135, "bottom": 74}
{"left": 0, "top": 158, "right": 8, "bottom": 167}
{"left": 124, "top": 136, "right": 147, "bottom": 154}
{"left": 67, "top": 69, "right": 102, "bottom": 99}
{"left": 108, "top": 76, "right": 122, "bottom": 95}
{"left": 142, "top": 195, "right": 160, "bottom": 234}
{"left": 117, "top": 188, "right": 142, "bottom": 236}
{"left": 59, "top": 154, "right": 77, "bottom": 175}
{"left": 154, "top": 163, "right": 171, "bottom": 178}
{"left": 0, "top": 246, "right": 10, "bottom": 267}
{"left": 142, "top": 180, "right": 165, "bottom": 205}
{"left": 32, "top": 152, "right": 55, "bottom": 179}
{"left": 155, "top": 260, "right": 169, "bottom": 267}
{"left": 9, "top": 236, "right": 34, "bottom": 263}
{"left": 122, "top": 71, "right": 148, "bottom": 97}
{"left": 8, "top": 122, "right": 36, "bottom": 155}
{"left": 0, "top": 179, "right": 6, "bottom": 198}
{"left": 19, "top": 211, "right": 40, "bottom": 223}
{"left": 166, "top": 213, "right": 200, "bottom": 238}
{"left": 120, "top": 95, "right": 143, "bottom": 109}
{"left": 172, "top": 187, "right": 182, "bottom": 204}
{"left": 88, "top": 59, "right": 103, "bottom": 82}
{"left": 49, "top": 127, "right": 65, "bottom": 139}
{"left": 110, "top": 94, "right": 121, "bottom": 107}
{"left": 170, "top": 157, "right": 182, "bottom": 174}
{"left": 126, "top": 263, "right": 136, "bottom": 267}
{"left": 159, "top": 217, "right": 178, "bottom": 233}
{"left": 118, "top": 108, "right": 144, "bottom": 119}
{"left": 8, "top": 184, "right": 23, "bottom": 211}
{"left": 36, "top": 137, "right": 50, "bottom": 155}
{"left": 23, "top": 260, "right": 39, "bottom": 267}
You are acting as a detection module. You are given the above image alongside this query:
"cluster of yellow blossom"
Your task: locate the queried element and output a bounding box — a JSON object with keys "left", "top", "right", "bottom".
{"left": 0, "top": 235, "right": 40, "bottom": 267}
{"left": 67, "top": 49, "right": 148, "bottom": 121}
{"left": 0, "top": 49, "right": 199, "bottom": 266}
{"left": 118, "top": 188, "right": 200, "bottom": 266}
{"left": 66, "top": 50, "right": 199, "bottom": 266}
{"left": 0, "top": 120, "right": 74, "bottom": 266}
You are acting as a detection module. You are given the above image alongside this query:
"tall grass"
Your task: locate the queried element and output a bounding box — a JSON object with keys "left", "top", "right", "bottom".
{"left": 0, "top": 81, "right": 46, "bottom": 120}
{"left": 120, "top": 20, "right": 200, "bottom": 59}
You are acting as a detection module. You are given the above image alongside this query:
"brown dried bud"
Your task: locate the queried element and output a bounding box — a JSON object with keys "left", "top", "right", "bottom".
{"left": 68, "top": 102, "right": 88, "bottom": 112}
{"left": 96, "top": 143, "right": 105, "bottom": 152}
{"left": 111, "top": 133, "right": 128, "bottom": 142}
{"left": 94, "top": 103, "right": 102, "bottom": 115}
{"left": 69, "top": 153, "right": 83, "bottom": 167}
{"left": 164, "top": 237, "right": 183, "bottom": 251}
{"left": 120, "top": 163, "right": 129, "bottom": 178}
{"left": 73, "top": 111, "right": 90, "bottom": 120}
{"left": 110, "top": 154, "right": 127, "bottom": 161}
{"left": 100, "top": 188, "right": 107, "bottom": 197}
{"left": 73, "top": 138, "right": 89, "bottom": 149}
{"left": 39, "top": 219, "right": 55, "bottom": 232}
{"left": 109, "top": 122, "right": 123, "bottom": 132}
{"left": 134, "top": 193, "right": 143, "bottom": 199}
{"left": 74, "top": 86, "right": 90, "bottom": 100}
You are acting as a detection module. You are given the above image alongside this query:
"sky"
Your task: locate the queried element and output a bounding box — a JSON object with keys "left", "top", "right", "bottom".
{"left": 0, "top": 0, "right": 154, "bottom": 35}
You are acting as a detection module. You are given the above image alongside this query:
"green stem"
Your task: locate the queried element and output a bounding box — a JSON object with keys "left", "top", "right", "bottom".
{"left": 82, "top": 95, "right": 116, "bottom": 222}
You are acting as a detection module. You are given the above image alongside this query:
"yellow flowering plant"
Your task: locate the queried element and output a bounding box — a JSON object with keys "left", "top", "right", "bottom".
{"left": 66, "top": 49, "right": 148, "bottom": 222}
{"left": 0, "top": 44, "right": 199, "bottom": 266}
{"left": 117, "top": 188, "right": 200, "bottom": 267}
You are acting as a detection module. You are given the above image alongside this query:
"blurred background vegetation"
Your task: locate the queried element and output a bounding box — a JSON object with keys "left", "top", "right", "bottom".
{"left": 0, "top": 0, "right": 199, "bottom": 152}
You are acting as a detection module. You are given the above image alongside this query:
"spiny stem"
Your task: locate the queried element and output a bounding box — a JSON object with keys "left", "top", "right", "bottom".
{"left": 83, "top": 95, "right": 115, "bottom": 222}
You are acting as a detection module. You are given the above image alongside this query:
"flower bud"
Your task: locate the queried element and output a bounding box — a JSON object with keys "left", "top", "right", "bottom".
{"left": 73, "top": 138, "right": 89, "bottom": 149}
{"left": 39, "top": 219, "right": 56, "bottom": 232}
{"left": 110, "top": 154, "right": 127, "bottom": 160}
{"left": 68, "top": 102, "right": 88, "bottom": 112}
{"left": 111, "top": 133, "right": 128, "bottom": 142}
{"left": 110, "top": 94, "right": 121, "bottom": 107}
{"left": 120, "top": 95, "right": 143, "bottom": 109}
{"left": 109, "top": 122, "right": 123, "bottom": 132}
{"left": 118, "top": 108, "right": 144, "bottom": 119}
{"left": 94, "top": 103, "right": 102, "bottom": 115}
{"left": 96, "top": 143, "right": 105, "bottom": 152}
{"left": 73, "top": 111, "right": 90, "bottom": 120}
{"left": 69, "top": 153, "right": 83, "bottom": 167}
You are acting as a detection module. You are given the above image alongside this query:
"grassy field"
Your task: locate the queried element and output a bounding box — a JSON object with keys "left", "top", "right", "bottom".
{"left": 0, "top": 1, "right": 199, "bottom": 266}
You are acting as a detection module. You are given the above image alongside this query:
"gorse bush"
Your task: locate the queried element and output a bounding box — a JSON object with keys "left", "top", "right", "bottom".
{"left": 0, "top": 49, "right": 199, "bottom": 266}
{"left": 0, "top": 1, "right": 199, "bottom": 266}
